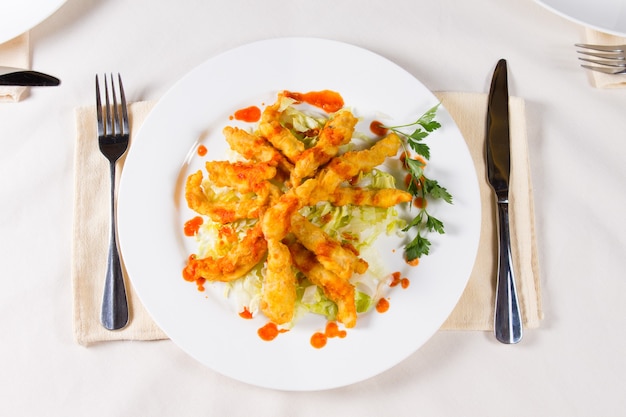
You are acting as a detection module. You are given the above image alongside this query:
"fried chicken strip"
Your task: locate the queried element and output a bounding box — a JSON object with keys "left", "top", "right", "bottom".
{"left": 290, "top": 213, "right": 368, "bottom": 282}
{"left": 223, "top": 126, "right": 294, "bottom": 175}
{"left": 291, "top": 110, "right": 358, "bottom": 185}
{"left": 185, "top": 170, "right": 277, "bottom": 223}
{"left": 260, "top": 178, "right": 318, "bottom": 240}
{"left": 205, "top": 160, "right": 276, "bottom": 193}
{"left": 223, "top": 126, "right": 284, "bottom": 165}
{"left": 307, "top": 187, "right": 412, "bottom": 208}
{"left": 289, "top": 242, "right": 357, "bottom": 328}
{"left": 182, "top": 223, "right": 267, "bottom": 282}
{"left": 260, "top": 239, "right": 297, "bottom": 325}
{"left": 258, "top": 96, "right": 305, "bottom": 163}
{"left": 315, "top": 133, "right": 403, "bottom": 194}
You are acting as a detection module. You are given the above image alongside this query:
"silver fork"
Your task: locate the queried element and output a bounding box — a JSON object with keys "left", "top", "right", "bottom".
{"left": 575, "top": 43, "right": 626, "bottom": 74}
{"left": 96, "top": 73, "right": 130, "bottom": 330}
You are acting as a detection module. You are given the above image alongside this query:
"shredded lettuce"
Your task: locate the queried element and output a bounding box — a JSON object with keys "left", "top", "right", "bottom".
{"left": 195, "top": 101, "right": 407, "bottom": 324}
{"left": 355, "top": 291, "right": 373, "bottom": 313}
{"left": 300, "top": 170, "right": 406, "bottom": 250}
{"left": 278, "top": 96, "right": 326, "bottom": 146}
{"left": 296, "top": 283, "right": 338, "bottom": 322}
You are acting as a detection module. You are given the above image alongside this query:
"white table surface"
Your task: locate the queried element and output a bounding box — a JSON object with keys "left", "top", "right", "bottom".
{"left": 2, "top": 0, "right": 625, "bottom": 415}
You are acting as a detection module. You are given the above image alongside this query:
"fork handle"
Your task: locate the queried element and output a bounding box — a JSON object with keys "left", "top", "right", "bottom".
{"left": 101, "top": 162, "right": 129, "bottom": 330}
{"left": 494, "top": 201, "right": 523, "bottom": 344}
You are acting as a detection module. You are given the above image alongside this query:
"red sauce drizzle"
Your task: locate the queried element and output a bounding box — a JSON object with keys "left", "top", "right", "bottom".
{"left": 390, "top": 271, "right": 402, "bottom": 287}
{"left": 182, "top": 255, "right": 196, "bottom": 282}
{"left": 325, "top": 321, "right": 347, "bottom": 338}
{"left": 390, "top": 271, "right": 410, "bottom": 289}
{"left": 405, "top": 173, "right": 427, "bottom": 194}
{"left": 258, "top": 322, "right": 288, "bottom": 341}
{"left": 376, "top": 298, "right": 390, "bottom": 313}
{"left": 233, "top": 105, "right": 261, "bottom": 123}
{"left": 370, "top": 120, "right": 388, "bottom": 136}
{"left": 184, "top": 216, "right": 203, "bottom": 237}
{"left": 310, "top": 321, "right": 347, "bottom": 349}
{"left": 284, "top": 90, "right": 344, "bottom": 113}
{"left": 407, "top": 257, "right": 420, "bottom": 267}
{"left": 195, "top": 277, "right": 206, "bottom": 292}
{"left": 197, "top": 144, "right": 207, "bottom": 157}
{"left": 413, "top": 196, "right": 427, "bottom": 209}
{"left": 239, "top": 307, "right": 253, "bottom": 319}
{"left": 404, "top": 173, "right": 413, "bottom": 188}
{"left": 310, "top": 332, "right": 327, "bottom": 349}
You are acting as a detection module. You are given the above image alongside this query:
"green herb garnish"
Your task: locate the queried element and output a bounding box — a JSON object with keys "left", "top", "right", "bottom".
{"left": 384, "top": 103, "right": 453, "bottom": 262}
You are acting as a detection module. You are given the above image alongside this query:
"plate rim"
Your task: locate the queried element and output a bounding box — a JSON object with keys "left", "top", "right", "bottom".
{"left": 534, "top": 0, "right": 626, "bottom": 37}
{"left": 118, "top": 36, "right": 481, "bottom": 391}
{"left": 0, "top": 0, "right": 67, "bottom": 44}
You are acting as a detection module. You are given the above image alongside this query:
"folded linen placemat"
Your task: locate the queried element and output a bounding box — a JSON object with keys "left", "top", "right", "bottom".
{"left": 581, "top": 27, "right": 626, "bottom": 88}
{"left": 72, "top": 92, "right": 542, "bottom": 345}
{"left": 0, "top": 32, "right": 30, "bottom": 102}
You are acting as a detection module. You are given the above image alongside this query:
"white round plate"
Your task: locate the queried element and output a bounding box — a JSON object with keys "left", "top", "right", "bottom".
{"left": 535, "top": 0, "right": 626, "bottom": 37}
{"left": 118, "top": 37, "right": 481, "bottom": 391}
{"left": 0, "top": 0, "right": 66, "bottom": 44}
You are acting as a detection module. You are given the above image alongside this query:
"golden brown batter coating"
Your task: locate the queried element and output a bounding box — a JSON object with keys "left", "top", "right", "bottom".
{"left": 183, "top": 93, "right": 409, "bottom": 327}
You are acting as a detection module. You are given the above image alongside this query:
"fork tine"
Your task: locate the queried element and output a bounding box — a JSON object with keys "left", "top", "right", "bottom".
{"left": 576, "top": 43, "right": 626, "bottom": 53}
{"left": 95, "top": 75, "right": 104, "bottom": 137}
{"left": 117, "top": 74, "right": 129, "bottom": 136}
{"left": 104, "top": 74, "right": 112, "bottom": 137}
{"left": 577, "top": 50, "right": 626, "bottom": 60}
{"left": 578, "top": 57, "right": 626, "bottom": 68}
{"left": 110, "top": 73, "right": 120, "bottom": 136}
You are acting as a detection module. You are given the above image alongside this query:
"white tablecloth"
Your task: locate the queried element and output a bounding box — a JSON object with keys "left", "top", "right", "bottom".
{"left": 1, "top": 0, "right": 625, "bottom": 415}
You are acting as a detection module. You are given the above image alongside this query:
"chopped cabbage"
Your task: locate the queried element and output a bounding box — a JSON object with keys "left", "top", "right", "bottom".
{"left": 194, "top": 101, "right": 407, "bottom": 325}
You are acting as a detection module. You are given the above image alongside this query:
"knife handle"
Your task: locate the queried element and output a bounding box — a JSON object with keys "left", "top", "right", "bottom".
{"left": 494, "top": 200, "right": 523, "bottom": 344}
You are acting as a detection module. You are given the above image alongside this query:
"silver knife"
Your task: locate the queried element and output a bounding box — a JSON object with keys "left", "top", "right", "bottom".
{"left": 0, "top": 66, "right": 60, "bottom": 86}
{"left": 486, "top": 58, "right": 523, "bottom": 344}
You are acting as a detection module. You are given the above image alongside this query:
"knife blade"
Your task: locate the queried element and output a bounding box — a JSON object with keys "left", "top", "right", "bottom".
{"left": 0, "top": 66, "right": 60, "bottom": 86}
{"left": 486, "top": 58, "right": 523, "bottom": 344}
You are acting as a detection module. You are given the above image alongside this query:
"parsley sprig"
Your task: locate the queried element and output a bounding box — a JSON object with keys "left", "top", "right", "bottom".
{"left": 383, "top": 103, "right": 453, "bottom": 262}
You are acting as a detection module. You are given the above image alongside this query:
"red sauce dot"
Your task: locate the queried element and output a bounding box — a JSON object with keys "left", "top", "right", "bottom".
{"left": 413, "top": 196, "right": 427, "bottom": 208}
{"left": 195, "top": 277, "right": 206, "bottom": 292}
{"left": 233, "top": 106, "right": 261, "bottom": 123}
{"left": 284, "top": 90, "right": 344, "bottom": 113}
{"left": 182, "top": 255, "right": 197, "bottom": 282}
{"left": 197, "top": 144, "right": 207, "bottom": 157}
{"left": 239, "top": 307, "right": 253, "bottom": 319}
{"left": 183, "top": 216, "right": 203, "bottom": 237}
{"left": 390, "top": 271, "right": 402, "bottom": 287}
{"left": 376, "top": 298, "right": 390, "bottom": 313}
{"left": 258, "top": 323, "right": 279, "bottom": 341}
{"left": 311, "top": 332, "right": 327, "bottom": 349}
{"left": 326, "top": 321, "right": 347, "bottom": 338}
{"left": 258, "top": 322, "right": 287, "bottom": 341}
{"left": 401, "top": 278, "right": 410, "bottom": 289}
{"left": 404, "top": 173, "right": 411, "bottom": 188}
{"left": 407, "top": 257, "right": 420, "bottom": 267}
{"left": 370, "top": 120, "right": 388, "bottom": 136}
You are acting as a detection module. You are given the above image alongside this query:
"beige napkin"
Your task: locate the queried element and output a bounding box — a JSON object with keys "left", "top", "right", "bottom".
{"left": 0, "top": 33, "right": 30, "bottom": 102}
{"left": 72, "top": 101, "right": 168, "bottom": 345}
{"left": 72, "top": 92, "right": 542, "bottom": 345}
{"left": 581, "top": 27, "right": 626, "bottom": 88}
{"left": 437, "top": 92, "right": 542, "bottom": 330}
